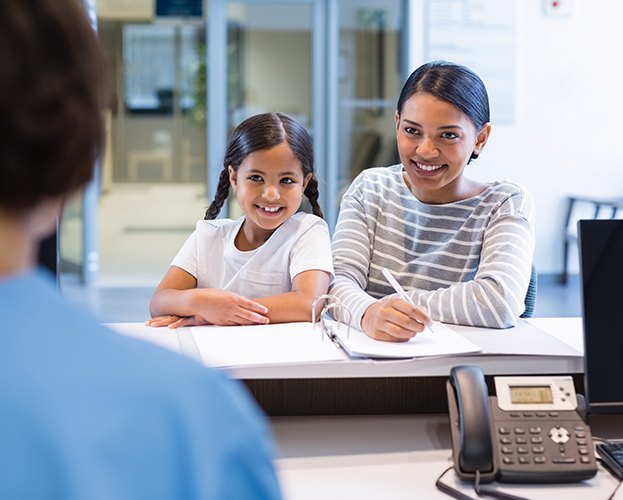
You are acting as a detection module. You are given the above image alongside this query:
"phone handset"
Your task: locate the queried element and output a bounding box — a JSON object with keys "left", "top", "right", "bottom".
{"left": 447, "top": 365, "right": 496, "bottom": 482}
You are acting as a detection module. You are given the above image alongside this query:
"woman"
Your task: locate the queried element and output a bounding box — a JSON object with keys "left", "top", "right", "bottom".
{"left": 330, "top": 61, "right": 535, "bottom": 342}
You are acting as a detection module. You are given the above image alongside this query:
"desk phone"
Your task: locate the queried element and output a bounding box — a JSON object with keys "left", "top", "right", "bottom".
{"left": 447, "top": 365, "right": 597, "bottom": 484}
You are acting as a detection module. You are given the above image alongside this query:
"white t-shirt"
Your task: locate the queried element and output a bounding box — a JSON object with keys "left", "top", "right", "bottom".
{"left": 171, "top": 212, "right": 334, "bottom": 299}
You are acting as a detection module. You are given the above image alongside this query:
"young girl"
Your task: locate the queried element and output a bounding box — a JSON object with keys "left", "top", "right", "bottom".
{"left": 330, "top": 61, "right": 535, "bottom": 342}
{"left": 148, "top": 112, "right": 333, "bottom": 327}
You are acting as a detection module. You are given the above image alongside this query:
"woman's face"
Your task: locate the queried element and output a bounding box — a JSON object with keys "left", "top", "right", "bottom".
{"left": 395, "top": 92, "right": 490, "bottom": 204}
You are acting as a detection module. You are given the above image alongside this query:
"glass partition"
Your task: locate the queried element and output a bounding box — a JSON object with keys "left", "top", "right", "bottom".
{"left": 336, "top": 1, "right": 405, "bottom": 202}
{"left": 61, "top": 0, "right": 406, "bottom": 287}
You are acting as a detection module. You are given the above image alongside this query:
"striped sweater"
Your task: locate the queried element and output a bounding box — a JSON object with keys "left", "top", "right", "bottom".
{"left": 329, "top": 164, "right": 536, "bottom": 329}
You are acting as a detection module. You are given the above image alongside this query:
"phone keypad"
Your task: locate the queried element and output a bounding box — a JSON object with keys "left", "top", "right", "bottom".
{"left": 494, "top": 412, "right": 594, "bottom": 469}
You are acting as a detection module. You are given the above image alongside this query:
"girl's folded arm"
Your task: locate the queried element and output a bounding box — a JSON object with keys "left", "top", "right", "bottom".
{"left": 150, "top": 266, "right": 269, "bottom": 326}
{"left": 255, "top": 269, "right": 331, "bottom": 324}
{"left": 149, "top": 266, "right": 200, "bottom": 318}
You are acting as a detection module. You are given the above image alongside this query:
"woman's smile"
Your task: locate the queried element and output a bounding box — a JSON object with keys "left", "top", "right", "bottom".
{"left": 412, "top": 161, "right": 447, "bottom": 176}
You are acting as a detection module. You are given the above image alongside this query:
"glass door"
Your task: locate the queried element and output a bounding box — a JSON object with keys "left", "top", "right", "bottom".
{"left": 335, "top": 1, "right": 406, "bottom": 210}
{"left": 63, "top": 0, "right": 407, "bottom": 288}
{"left": 62, "top": 12, "right": 210, "bottom": 287}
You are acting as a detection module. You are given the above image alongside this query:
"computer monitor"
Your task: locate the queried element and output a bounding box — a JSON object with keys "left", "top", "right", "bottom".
{"left": 578, "top": 219, "right": 623, "bottom": 414}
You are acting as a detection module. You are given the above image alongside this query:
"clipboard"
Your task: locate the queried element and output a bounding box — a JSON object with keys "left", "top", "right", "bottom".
{"left": 313, "top": 294, "right": 482, "bottom": 360}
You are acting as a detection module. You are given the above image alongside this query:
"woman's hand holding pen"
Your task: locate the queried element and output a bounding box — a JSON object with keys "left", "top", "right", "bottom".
{"left": 361, "top": 296, "right": 431, "bottom": 342}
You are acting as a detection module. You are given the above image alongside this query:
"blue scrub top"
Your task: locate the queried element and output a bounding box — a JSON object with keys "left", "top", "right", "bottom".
{"left": 0, "top": 271, "right": 282, "bottom": 500}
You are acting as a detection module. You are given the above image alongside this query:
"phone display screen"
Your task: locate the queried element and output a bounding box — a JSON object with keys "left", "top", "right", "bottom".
{"left": 509, "top": 385, "right": 553, "bottom": 404}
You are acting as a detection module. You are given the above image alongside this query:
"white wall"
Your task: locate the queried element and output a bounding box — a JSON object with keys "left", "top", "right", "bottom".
{"left": 409, "top": 1, "right": 623, "bottom": 275}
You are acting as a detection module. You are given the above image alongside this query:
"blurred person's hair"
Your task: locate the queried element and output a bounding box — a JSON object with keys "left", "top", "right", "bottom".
{"left": 0, "top": 0, "right": 108, "bottom": 213}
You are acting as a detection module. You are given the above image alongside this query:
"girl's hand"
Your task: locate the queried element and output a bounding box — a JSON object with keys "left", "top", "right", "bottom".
{"left": 166, "top": 315, "right": 206, "bottom": 329}
{"left": 360, "top": 297, "right": 430, "bottom": 342}
{"left": 145, "top": 315, "right": 182, "bottom": 328}
{"left": 191, "top": 289, "right": 270, "bottom": 326}
{"left": 146, "top": 315, "right": 208, "bottom": 329}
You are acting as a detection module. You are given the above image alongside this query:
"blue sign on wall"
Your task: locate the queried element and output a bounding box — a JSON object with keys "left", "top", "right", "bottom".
{"left": 156, "top": 0, "right": 202, "bottom": 17}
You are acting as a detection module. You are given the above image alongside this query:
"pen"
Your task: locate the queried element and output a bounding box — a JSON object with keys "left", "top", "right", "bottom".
{"left": 381, "top": 268, "right": 437, "bottom": 334}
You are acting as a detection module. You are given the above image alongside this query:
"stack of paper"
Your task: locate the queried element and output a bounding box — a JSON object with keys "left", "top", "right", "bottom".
{"left": 187, "top": 322, "right": 345, "bottom": 367}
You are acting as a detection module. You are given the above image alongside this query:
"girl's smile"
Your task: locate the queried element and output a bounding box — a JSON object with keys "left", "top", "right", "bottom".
{"left": 255, "top": 204, "right": 285, "bottom": 218}
{"left": 257, "top": 205, "right": 282, "bottom": 213}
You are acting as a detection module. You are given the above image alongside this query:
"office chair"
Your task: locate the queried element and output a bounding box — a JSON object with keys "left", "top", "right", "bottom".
{"left": 520, "top": 265, "right": 537, "bottom": 318}
{"left": 561, "top": 195, "right": 623, "bottom": 284}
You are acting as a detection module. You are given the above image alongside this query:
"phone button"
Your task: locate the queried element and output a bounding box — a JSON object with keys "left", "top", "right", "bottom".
{"left": 500, "top": 437, "right": 512, "bottom": 445}
{"left": 499, "top": 427, "right": 511, "bottom": 435}
{"left": 553, "top": 457, "right": 577, "bottom": 464}
{"left": 501, "top": 446, "right": 514, "bottom": 454}
{"left": 534, "top": 456, "right": 546, "bottom": 464}
{"left": 580, "top": 456, "right": 591, "bottom": 464}
{"left": 502, "top": 457, "right": 514, "bottom": 465}
{"left": 531, "top": 436, "right": 544, "bottom": 444}
{"left": 515, "top": 437, "right": 527, "bottom": 444}
{"left": 532, "top": 446, "right": 545, "bottom": 454}
{"left": 518, "top": 456, "right": 530, "bottom": 464}
{"left": 548, "top": 426, "right": 571, "bottom": 444}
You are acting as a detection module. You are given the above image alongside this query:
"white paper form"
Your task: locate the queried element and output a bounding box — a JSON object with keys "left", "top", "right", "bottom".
{"left": 107, "top": 322, "right": 182, "bottom": 354}
{"left": 450, "top": 319, "right": 582, "bottom": 357}
{"left": 326, "top": 320, "right": 482, "bottom": 359}
{"left": 189, "top": 322, "right": 346, "bottom": 368}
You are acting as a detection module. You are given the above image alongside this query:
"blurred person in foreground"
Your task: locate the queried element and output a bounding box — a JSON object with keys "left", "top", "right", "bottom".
{"left": 0, "top": 1, "right": 282, "bottom": 498}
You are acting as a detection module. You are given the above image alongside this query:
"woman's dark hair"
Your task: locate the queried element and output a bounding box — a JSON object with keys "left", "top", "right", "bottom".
{"left": 396, "top": 61, "right": 490, "bottom": 160}
{"left": 0, "top": 0, "right": 108, "bottom": 213}
{"left": 205, "top": 112, "right": 323, "bottom": 220}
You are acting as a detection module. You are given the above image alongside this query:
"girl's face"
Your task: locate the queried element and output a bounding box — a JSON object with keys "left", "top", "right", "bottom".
{"left": 229, "top": 142, "right": 311, "bottom": 246}
{"left": 395, "top": 92, "right": 490, "bottom": 204}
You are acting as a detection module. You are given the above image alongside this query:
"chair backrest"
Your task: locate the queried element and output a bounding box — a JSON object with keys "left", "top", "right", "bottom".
{"left": 350, "top": 131, "right": 381, "bottom": 177}
{"left": 520, "top": 265, "right": 538, "bottom": 318}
